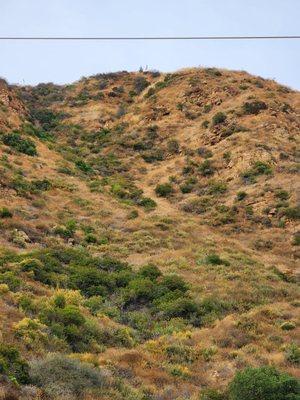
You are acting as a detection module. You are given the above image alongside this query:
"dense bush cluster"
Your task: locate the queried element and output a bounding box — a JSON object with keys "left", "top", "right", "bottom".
{"left": 30, "top": 354, "right": 106, "bottom": 399}
{"left": 199, "top": 366, "right": 299, "bottom": 400}
{"left": 241, "top": 161, "right": 272, "bottom": 183}
{"left": 0, "top": 343, "right": 29, "bottom": 384}
{"left": 134, "top": 76, "right": 150, "bottom": 94}
{"left": 155, "top": 183, "right": 174, "bottom": 197}
{"left": 21, "top": 122, "right": 54, "bottom": 141}
{"left": 3, "top": 248, "right": 203, "bottom": 345}
{"left": 30, "top": 108, "right": 65, "bottom": 131}
{"left": 2, "top": 132, "right": 37, "bottom": 156}
{"left": 228, "top": 366, "right": 299, "bottom": 400}
{"left": 199, "top": 159, "right": 215, "bottom": 176}
{"left": 109, "top": 177, "right": 157, "bottom": 209}
{"left": 142, "top": 148, "right": 165, "bottom": 163}
{"left": 212, "top": 112, "right": 227, "bottom": 126}
{"left": 19, "top": 82, "right": 66, "bottom": 107}
{"left": 130, "top": 125, "right": 167, "bottom": 163}
{"left": 242, "top": 100, "right": 267, "bottom": 115}
{"left": 7, "top": 174, "right": 52, "bottom": 197}
{"left": 182, "top": 197, "right": 211, "bottom": 214}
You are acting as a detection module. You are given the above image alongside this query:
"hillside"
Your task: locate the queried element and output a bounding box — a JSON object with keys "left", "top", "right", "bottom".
{"left": 0, "top": 68, "right": 299, "bottom": 400}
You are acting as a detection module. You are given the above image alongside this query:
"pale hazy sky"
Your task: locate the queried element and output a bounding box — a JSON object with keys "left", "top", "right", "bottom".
{"left": 0, "top": 0, "right": 299, "bottom": 88}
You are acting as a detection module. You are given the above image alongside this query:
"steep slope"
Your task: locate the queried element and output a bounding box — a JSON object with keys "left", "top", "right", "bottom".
{"left": 0, "top": 68, "right": 299, "bottom": 399}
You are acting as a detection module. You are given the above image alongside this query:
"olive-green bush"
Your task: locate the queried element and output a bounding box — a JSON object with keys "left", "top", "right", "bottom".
{"left": 2, "top": 132, "right": 37, "bottom": 156}
{"left": 228, "top": 366, "right": 299, "bottom": 400}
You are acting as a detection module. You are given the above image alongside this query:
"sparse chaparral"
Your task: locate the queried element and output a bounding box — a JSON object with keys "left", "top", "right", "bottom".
{"left": 0, "top": 68, "right": 299, "bottom": 399}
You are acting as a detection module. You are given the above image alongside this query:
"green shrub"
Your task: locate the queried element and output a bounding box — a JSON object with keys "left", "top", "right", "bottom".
{"left": 252, "top": 161, "right": 272, "bottom": 175}
{"left": 13, "top": 317, "right": 47, "bottom": 348}
{"left": 208, "top": 181, "right": 227, "bottom": 195}
{"left": 124, "top": 278, "right": 155, "bottom": 304}
{"left": 223, "top": 151, "right": 231, "bottom": 162}
{"left": 138, "top": 197, "right": 157, "bottom": 209}
{"left": 142, "top": 149, "right": 165, "bottom": 163}
{"left": 200, "top": 388, "right": 225, "bottom": 400}
{"left": 236, "top": 191, "right": 247, "bottom": 201}
{"left": 146, "top": 125, "right": 159, "bottom": 139}
{"left": 228, "top": 366, "right": 299, "bottom": 400}
{"left": 212, "top": 112, "right": 226, "bottom": 126}
{"left": 54, "top": 219, "right": 77, "bottom": 239}
{"left": 283, "top": 206, "right": 300, "bottom": 220}
{"left": 133, "top": 141, "right": 151, "bottom": 151}
{"left": 160, "top": 274, "right": 189, "bottom": 293}
{"left": 84, "top": 296, "right": 103, "bottom": 315}
{"left": 85, "top": 233, "right": 98, "bottom": 244}
{"left": 203, "top": 104, "right": 213, "bottom": 113}
{"left": 205, "top": 253, "right": 230, "bottom": 266}
{"left": 205, "top": 68, "right": 222, "bottom": 77}
{"left": 242, "top": 100, "right": 267, "bottom": 115}
{"left": 159, "top": 297, "right": 200, "bottom": 321}
{"left": 2, "top": 132, "right": 37, "bottom": 156}
{"left": 201, "top": 346, "right": 218, "bottom": 362}
{"left": 199, "top": 159, "right": 215, "bottom": 176}
{"left": 275, "top": 190, "right": 290, "bottom": 201}
{"left": 180, "top": 183, "right": 194, "bottom": 193}
{"left": 241, "top": 161, "right": 272, "bottom": 183}
{"left": 20, "top": 258, "right": 45, "bottom": 281}
{"left": 0, "top": 207, "right": 13, "bottom": 218}
{"left": 75, "top": 159, "right": 94, "bottom": 174}
{"left": 220, "top": 123, "right": 247, "bottom": 137}
{"left": 8, "top": 248, "right": 202, "bottom": 339}
{"left": 139, "top": 264, "right": 161, "bottom": 281}
{"left": 18, "top": 294, "right": 35, "bottom": 313}
{"left": 53, "top": 293, "right": 66, "bottom": 308}
{"left": 0, "top": 343, "right": 29, "bottom": 384}
{"left": 70, "top": 268, "right": 112, "bottom": 297}
{"left": 41, "top": 304, "right": 85, "bottom": 328}
{"left": 285, "top": 343, "right": 300, "bottom": 365}
{"left": 292, "top": 232, "right": 300, "bottom": 246}
{"left": 213, "top": 205, "right": 237, "bottom": 225}
{"left": 182, "top": 197, "right": 211, "bottom": 214}
{"left": 155, "top": 81, "right": 168, "bottom": 90}
{"left": 29, "top": 354, "right": 106, "bottom": 398}
{"left": 0, "top": 271, "right": 21, "bottom": 291}
{"left": 134, "top": 76, "right": 150, "bottom": 94}
{"left": 128, "top": 210, "right": 139, "bottom": 219}
{"left": 22, "top": 122, "right": 53, "bottom": 141}
{"left": 280, "top": 321, "right": 296, "bottom": 331}
{"left": 31, "top": 109, "right": 63, "bottom": 131}
{"left": 155, "top": 183, "right": 174, "bottom": 197}
{"left": 39, "top": 303, "right": 98, "bottom": 351}
{"left": 199, "top": 297, "right": 229, "bottom": 319}
{"left": 167, "top": 139, "right": 180, "bottom": 154}
{"left": 30, "top": 179, "right": 52, "bottom": 191}
{"left": 165, "top": 343, "right": 198, "bottom": 364}
{"left": 19, "top": 253, "right": 62, "bottom": 286}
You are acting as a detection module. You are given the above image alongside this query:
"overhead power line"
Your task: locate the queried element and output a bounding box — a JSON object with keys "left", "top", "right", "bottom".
{"left": 0, "top": 35, "right": 299, "bottom": 41}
